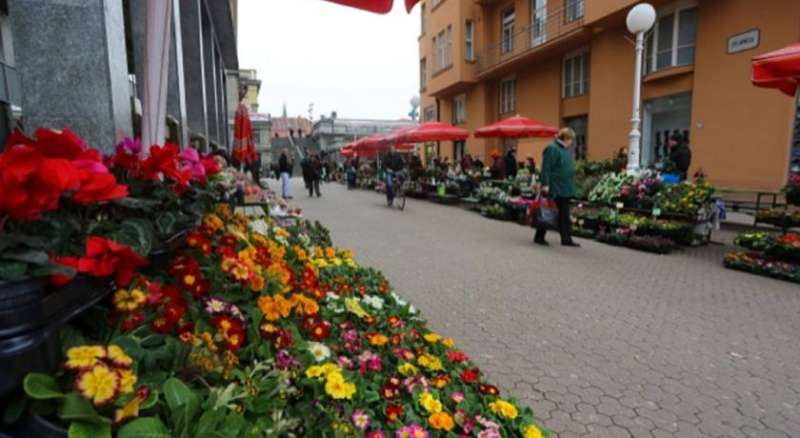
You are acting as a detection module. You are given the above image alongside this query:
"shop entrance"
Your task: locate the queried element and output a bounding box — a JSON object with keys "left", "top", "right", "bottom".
{"left": 642, "top": 92, "right": 692, "bottom": 167}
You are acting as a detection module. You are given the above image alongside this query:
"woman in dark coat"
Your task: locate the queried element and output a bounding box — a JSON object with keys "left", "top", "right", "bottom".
{"left": 534, "top": 127, "right": 579, "bottom": 247}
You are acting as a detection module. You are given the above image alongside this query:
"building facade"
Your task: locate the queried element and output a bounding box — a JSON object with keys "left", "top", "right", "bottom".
{"left": 1, "top": 0, "right": 238, "bottom": 153}
{"left": 311, "top": 114, "right": 419, "bottom": 152}
{"left": 419, "top": 0, "right": 800, "bottom": 191}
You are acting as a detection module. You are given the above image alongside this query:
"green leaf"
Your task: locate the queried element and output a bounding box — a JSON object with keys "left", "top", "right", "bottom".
{"left": 68, "top": 421, "right": 112, "bottom": 438}
{"left": 117, "top": 417, "right": 171, "bottom": 438}
{"left": 113, "top": 219, "right": 155, "bottom": 256}
{"left": 60, "top": 392, "right": 110, "bottom": 425}
{"left": 140, "top": 389, "right": 159, "bottom": 410}
{"left": 0, "top": 260, "right": 28, "bottom": 281}
{"left": 162, "top": 378, "right": 199, "bottom": 416}
{"left": 155, "top": 212, "right": 178, "bottom": 238}
{"left": 114, "top": 197, "right": 160, "bottom": 211}
{"left": 23, "top": 373, "right": 64, "bottom": 400}
{"left": 4, "top": 249, "right": 50, "bottom": 265}
{"left": 3, "top": 395, "right": 26, "bottom": 425}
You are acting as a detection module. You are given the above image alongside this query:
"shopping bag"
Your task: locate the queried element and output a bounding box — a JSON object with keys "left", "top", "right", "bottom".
{"left": 529, "top": 195, "right": 558, "bottom": 229}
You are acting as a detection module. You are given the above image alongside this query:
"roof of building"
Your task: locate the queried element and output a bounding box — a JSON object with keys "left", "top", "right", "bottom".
{"left": 272, "top": 116, "right": 314, "bottom": 138}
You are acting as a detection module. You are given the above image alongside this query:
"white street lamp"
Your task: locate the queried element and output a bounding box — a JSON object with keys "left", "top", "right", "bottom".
{"left": 625, "top": 3, "right": 656, "bottom": 174}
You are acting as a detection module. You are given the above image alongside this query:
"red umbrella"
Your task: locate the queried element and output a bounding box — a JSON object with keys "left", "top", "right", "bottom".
{"left": 398, "top": 122, "right": 469, "bottom": 143}
{"left": 232, "top": 101, "right": 256, "bottom": 165}
{"left": 475, "top": 115, "right": 558, "bottom": 139}
{"left": 323, "top": 0, "right": 420, "bottom": 13}
{"left": 341, "top": 146, "right": 355, "bottom": 157}
{"left": 752, "top": 43, "right": 800, "bottom": 96}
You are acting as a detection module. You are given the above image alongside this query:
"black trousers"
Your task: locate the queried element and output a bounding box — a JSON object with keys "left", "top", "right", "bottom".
{"left": 308, "top": 178, "right": 321, "bottom": 197}
{"left": 534, "top": 196, "right": 573, "bottom": 244}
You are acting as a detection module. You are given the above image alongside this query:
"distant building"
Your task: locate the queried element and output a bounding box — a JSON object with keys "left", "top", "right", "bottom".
{"left": 1, "top": 0, "right": 239, "bottom": 152}
{"left": 311, "top": 114, "right": 418, "bottom": 152}
{"left": 272, "top": 114, "right": 314, "bottom": 139}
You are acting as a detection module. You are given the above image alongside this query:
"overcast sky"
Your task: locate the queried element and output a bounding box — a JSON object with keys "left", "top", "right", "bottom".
{"left": 238, "top": 0, "right": 420, "bottom": 121}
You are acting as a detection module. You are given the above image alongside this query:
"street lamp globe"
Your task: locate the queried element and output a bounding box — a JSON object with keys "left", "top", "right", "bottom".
{"left": 410, "top": 96, "right": 420, "bottom": 108}
{"left": 626, "top": 3, "right": 656, "bottom": 34}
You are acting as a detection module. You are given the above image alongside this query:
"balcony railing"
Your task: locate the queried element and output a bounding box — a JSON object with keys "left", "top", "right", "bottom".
{"left": 476, "top": 1, "right": 585, "bottom": 74}
{"left": 0, "top": 61, "right": 21, "bottom": 107}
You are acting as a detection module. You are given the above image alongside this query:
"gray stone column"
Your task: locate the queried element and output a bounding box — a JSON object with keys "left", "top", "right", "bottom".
{"left": 9, "top": 0, "right": 131, "bottom": 151}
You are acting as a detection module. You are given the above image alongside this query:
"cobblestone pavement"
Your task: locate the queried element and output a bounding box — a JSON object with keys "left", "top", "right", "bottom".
{"left": 285, "top": 179, "right": 800, "bottom": 438}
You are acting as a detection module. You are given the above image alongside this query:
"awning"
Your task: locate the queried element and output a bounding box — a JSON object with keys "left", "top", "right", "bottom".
{"left": 322, "top": 0, "right": 420, "bottom": 14}
{"left": 398, "top": 122, "right": 469, "bottom": 143}
{"left": 475, "top": 115, "right": 558, "bottom": 139}
{"left": 752, "top": 42, "right": 800, "bottom": 97}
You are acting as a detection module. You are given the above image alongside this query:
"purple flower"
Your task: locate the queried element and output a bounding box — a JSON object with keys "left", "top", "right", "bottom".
{"left": 204, "top": 297, "right": 230, "bottom": 315}
{"left": 116, "top": 137, "right": 142, "bottom": 155}
{"left": 275, "top": 349, "right": 299, "bottom": 370}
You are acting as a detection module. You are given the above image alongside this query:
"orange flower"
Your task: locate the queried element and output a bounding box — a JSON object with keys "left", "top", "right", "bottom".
{"left": 258, "top": 295, "right": 292, "bottom": 321}
{"left": 292, "top": 294, "right": 319, "bottom": 316}
{"left": 369, "top": 334, "right": 389, "bottom": 347}
{"left": 249, "top": 274, "right": 265, "bottom": 292}
{"left": 429, "top": 412, "right": 454, "bottom": 431}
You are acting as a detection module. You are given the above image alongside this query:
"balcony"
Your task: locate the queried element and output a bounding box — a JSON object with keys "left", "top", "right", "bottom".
{"left": 476, "top": 1, "right": 588, "bottom": 77}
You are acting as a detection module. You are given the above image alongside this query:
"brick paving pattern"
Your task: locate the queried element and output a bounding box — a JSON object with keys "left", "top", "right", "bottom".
{"left": 285, "top": 179, "right": 800, "bottom": 437}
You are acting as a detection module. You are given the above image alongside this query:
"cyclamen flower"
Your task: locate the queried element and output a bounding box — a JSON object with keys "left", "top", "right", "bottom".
{"left": 395, "top": 424, "right": 428, "bottom": 438}
{"left": 351, "top": 409, "right": 370, "bottom": 431}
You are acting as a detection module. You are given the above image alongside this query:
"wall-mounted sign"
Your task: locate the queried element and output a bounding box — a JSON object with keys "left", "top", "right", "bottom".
{"left": 728, "top": 29, "right": 760, "bottom": 54}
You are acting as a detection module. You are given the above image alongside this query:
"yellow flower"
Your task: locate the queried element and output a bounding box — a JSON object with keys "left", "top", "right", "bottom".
{"left": 293, "top": 246, "right": 308, "bottom": 261}
{"left": 314, "top": 247, "right": 325, "bottom": 259}
{"left": 345, "top": 259, "right": 357, "bottom": 268}
{"left": 341, "top": 250, "right": 354, "bottom": 260}
{"left": 107, "top": 345, "right": 133, "bottom": 368}
{"left": 117, "top": 369, "right": 137, "bottom": 394}
{"left": 231, "top": 264, "right": 250, "bottom": 281}
{"left": 114, "top": 388, "right": 148, "bottom": 425}
{"left": 215, "top": 203, "right": 233, "bottom": 220}
{"left": 423, "top": 333, "right": 441, "bottom": 343}
{"left": 523, "top": 424, "right": 544, "bottom": 438}
{"left": 441, "top": 338, "right": 455, "bottom": 349}
{"left": 312, "top": 258, "right": 329, "bottom": 269}
{"left": 398, "top": 362, "right": 419, "bottom": 376}
{"left": 203, "top": 214, "right": 224, "bottom": 232}
{"left": 113, "top": 289, "right": 146, "bottom": 312}
{"left": 291, "top": 294, "right": 319, "bottom": 315}
{"left": 65, "top": 345, "right": 107, "bottom": 370}
{"left": 417, "top": 354, "right": 443, "bottom": 371}
{"left": 419, "top": 392, "right": 442, "bottom": 414}
{"left": 306, "top": 363, "right": 341, "bottom": 380}
{"left": 249, "top": 274, "right": 265, "bottom": 292}
{"left": 76, "top": 364, "right": 120, "bottom": 406}
{"left": 324, "top": 374, "right": 356, "bottom": 400}
{"left": 428, "top": 412, "right": 454, "bottom": 431}
{"left": 489, "top": 399, "right": 519, "bottom": 420}
{"left": 345, "top": 297, "right": 369, "bottom": 318}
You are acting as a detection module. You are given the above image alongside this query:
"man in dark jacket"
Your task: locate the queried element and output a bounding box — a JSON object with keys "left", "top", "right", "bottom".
{"left": 300, "top": 154, "right": 312, "bottom": 194}
{"left": 278, "top": 150, "right": 292, "bottom": 199}
{"left": 535, "top": 128, "right": 579, "bottom": 247}
{"left": 309, "top": 153, "right": 322, "bottom": 197}
{"left": 669, "top": 132, "right": 692, "bottom": 181}
{"left": 383, "top": 148, "right": 405, "bottom": 206}
{"left": 505, "top": 148, "right": 518, "bottom": 179}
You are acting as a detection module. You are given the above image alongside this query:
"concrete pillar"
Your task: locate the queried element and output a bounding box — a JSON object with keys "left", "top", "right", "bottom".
{"left": 9, "top": 0, "right": 132, "bottom": 151}
{"left": 180, "top": 0, "right": 207, "bottom": 141}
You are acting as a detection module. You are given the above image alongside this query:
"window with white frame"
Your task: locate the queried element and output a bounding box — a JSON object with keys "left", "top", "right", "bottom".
{"left": 465, "top": 20, "right": 475, "bottom": 61}
{"left": 420, "top": 58, "right": 427, "bottom": 90}
{"left": 501, "top": 8, "right": 515, "bottom": 54}
{"left": 499, "top": 78, "right": 516, "bottom": 114}
{"left": 434, "top": 26, "right": 453, "bottom": 71}
{"left": 644, "top": 4, "right": 697, "bottom": 75}
{"left": 452, "top": 94, "right": 466, "bottom": 124}
{"left": 563, "top": 49, "right": 589, "bottom": 98}
{"left": 531, "top": 0, "right": 548, "bottom": 47}
{"left": 564, "top": 0, "right": 584, "bottom": 23}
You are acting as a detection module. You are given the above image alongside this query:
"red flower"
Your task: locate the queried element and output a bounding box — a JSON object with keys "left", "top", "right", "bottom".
{"left": 50, "top": 255, "right": 79, "bottom": 287}
{"left": 151, "top": 316, "right": 174, "bottom": 334}
{"left": 460, "top": 368, "right": 480, "bottom": 384}
{"left": 301, "top": 315, "right": 319, "bottom": 332}
{"left": 76, "top": 236, "right": 147, "bottom": 287}
{"left": 163, "top": 301, "right": 187, "bottom": 325}
{"left": 120, "top": 311, "right": 144, "bottom": 332}
{"left": 385, "top": 404, "right": 404, "bottom": 422}
{"left": 478, "top": 384, "right": 499, "bottom": 396}
{"left": 71, "top": 168, "right": 128, "bottom": 205}
{"left": 309, "top": 320, "right": 331, "bottom": 341}
{"left": 381, "top": 384, "right": 399, "bottom": 400}
{"left": 201, "top": 156, "right": 222, "bottom": 177}
{"left": 31, "top": 128, "right": 87, "bottom": 159}
{"left": 273, "top": 328, "right": 293, "bottom": 349}
{"left": 447, "top": 351, "right": 468, "bottom": 363}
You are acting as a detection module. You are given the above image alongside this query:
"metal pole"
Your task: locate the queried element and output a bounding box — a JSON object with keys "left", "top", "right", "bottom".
{"left": 627, "top": 30, "right": 645, "bottom": 174}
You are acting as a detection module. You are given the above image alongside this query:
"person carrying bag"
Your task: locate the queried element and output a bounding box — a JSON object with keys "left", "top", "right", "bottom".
{"left": 528, "top": 192, "right": 559, "bottom": 230}
{"left": 533, "top": 127, "right": 580, "bottom": 247}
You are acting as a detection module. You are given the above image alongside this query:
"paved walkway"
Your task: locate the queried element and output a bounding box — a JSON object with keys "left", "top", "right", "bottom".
{"left": 283, "top": 179, "right": 800, "bottom": 438}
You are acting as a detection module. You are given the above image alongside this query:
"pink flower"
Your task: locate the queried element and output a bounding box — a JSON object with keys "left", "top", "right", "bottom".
{"left": 337, "top": 356, "right": 354, "bottom": 369}
{"left": 478, "top": 429, "right": 501, "bottom": 438}
{"left": 351, "top": 409, "right": 370, "bottom": 431}
{"left": 179, "top": 147, "right": 206, "bottom": 182}
{"left": 366, "top": 431, "right": 386, "bottom": 438}
{"left": 116, "top": 137, "right": 142, "bottom": 155}
{"left": 451, "top": 391, "right": 465, "bottom": 403}
{"left": 396, "top": 424, "right": 428, "bottom": 438}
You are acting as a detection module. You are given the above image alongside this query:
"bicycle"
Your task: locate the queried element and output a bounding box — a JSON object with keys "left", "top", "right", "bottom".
{"left": 386, "top": 170, "right": 408, "bottom": 211}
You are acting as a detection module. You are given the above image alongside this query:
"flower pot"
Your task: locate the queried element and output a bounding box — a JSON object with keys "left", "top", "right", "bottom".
{"left": 3, "top": 414, "right": 67, "bottom": 438}
{"left": 0, "top": 279, "right": 47, "bottom": 337}
{"left": 0, "top": 326, "right": 61, "bottom": 397}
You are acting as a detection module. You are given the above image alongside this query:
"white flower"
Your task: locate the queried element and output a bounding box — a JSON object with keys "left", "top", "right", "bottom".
{"left": 308, "top": 342, "right": 331, "bottom": 362}
{"left": 391, "top": 292, "right": 407, "bottom": 307}
{"left": 408, "top": 305, "right": 418, "bottom": 315}
{"left": 248, "top": 219, "right": 270, "bottom": 236}
{"left": 362, "top": 295, "right": 384, "bottom": 311}
{"left": 326, "top": 292, "right": 340, "bottom": 302}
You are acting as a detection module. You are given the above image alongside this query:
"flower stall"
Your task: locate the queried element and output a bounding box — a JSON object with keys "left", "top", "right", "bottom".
{"left": 724, "top": 231, "right": 800, "bottom": 284}
{"left": 0, "top": 130, "right": 548, "bottom": 437}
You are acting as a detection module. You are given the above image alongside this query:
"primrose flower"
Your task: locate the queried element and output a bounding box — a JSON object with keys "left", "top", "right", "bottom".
{"left": 395, "top": 424, "right": 429, "bottom": 438}
{"left": 76, "top": 364, "right": 120, "bottom": 406}
{"left": 488, "top": 399, "right": 518, "bottom": 419}
{"left": 523, "top": 424, "right": 544, "bottom": 438}
{"left": 308, "top": 342, "right": 331, "bottom": 362}
{"left": 351, "top": 409, "right": 370, "bottom": 431}
{"left": 107, "top": 345, "right": 133, "bottom": 368}
{"left": 428, "top": 412, "right": 455, "bottom": 432}
{"left": 65, "top": 345, "right": 107, "bottom": 370}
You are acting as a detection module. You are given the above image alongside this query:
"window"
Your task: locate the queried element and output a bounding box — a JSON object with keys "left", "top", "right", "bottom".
{"left": 564, "top": 0, "right": 584, "bottom": 23}
{"left": 420, "top": 58, "right": 427, "bottom": 90}
{"left": 644, "top": 5, "right": 697, "bottom": 74}
{"left": 465, "top": 20, "right": 475, "bottom": 61}
{"left": 564, "top": 116, "right": 588, "bottom": 160}
{"left": 452, "top": 94, "right": 466, "bottom": 124}
{"left": 424, "top": 105, "right": 436, "bottom": 122}
{"left": 434, "top": 26, "right": 453, "bottom": 71}
{"left": 420, "top": 4, "right": 426, "bottom": 35}
{"left": 499, "top": 78, "right": 515, "bottom": 114}
{"left": 531, "top": 0, "right": 547, "bottom": 47}
{"left": 453, "top": 141, "right": 465, "bottom": 161}
{"left": 501, "top": 8, "right": 515, "bottom": 54}
{"left": 563, "top": 49, "right": 589, "bottom": 98}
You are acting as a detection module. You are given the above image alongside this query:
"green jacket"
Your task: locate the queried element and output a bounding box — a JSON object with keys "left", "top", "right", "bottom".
{"left": 540, "top": 140, "right": 576, "bottom": 198}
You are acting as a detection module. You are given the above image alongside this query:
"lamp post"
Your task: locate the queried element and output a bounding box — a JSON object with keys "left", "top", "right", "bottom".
{"left": 625, "top": 3, "right": 656, "bottom": 174}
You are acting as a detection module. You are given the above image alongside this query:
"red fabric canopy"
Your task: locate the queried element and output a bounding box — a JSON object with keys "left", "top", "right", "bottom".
{"left": 322, "top": 0, "right": 420, "bottom": 13}
{"left": 752, "top": 43, "right": 800, "bottom": 97}
{"left": 475, "top": 115, "right": 558, "bottom": 139}
{"left": 232, "top": 102, "right": 256, "bottom": 164}
{"left": 398, "top": 122, "right": 469, "bottom": 143}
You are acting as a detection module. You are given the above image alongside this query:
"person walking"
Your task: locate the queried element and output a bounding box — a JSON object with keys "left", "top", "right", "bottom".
{"left": 504, "top": 148, "right": 518, "bottom": 179}
{"left": 278, "top": 150, "right": 292, "bottom": 199}
{"left": 534, "top": 128, "right": 579, "bottom": 247}
{"left": 300, "top": 154, "right": 312, "bottom": 195}
{"left": 490, "top": 150, "right": 506, "bottom": 180}
{"left": 668, "top": 132, "right": 692, "bottom": 181}
{"left": 309, "top": 153, "right": 322, "bottom": 197}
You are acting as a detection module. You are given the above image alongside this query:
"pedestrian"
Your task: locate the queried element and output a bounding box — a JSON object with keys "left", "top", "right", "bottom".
{"left": 534, "top": 127, "right": 579, "bottom": 247}
{"left": 251, "top": 153, "right": 262, "bottom": 187}
{"left": 300, "top": 154, "right": 312, "bottom": 194}
{"left": 668, "top": 131, "right": 692, "bottom": 181}
{"left": 526, "top": 154, "right": 537, "bottom": 175}
{"left": 309, "top": 153, "right": 322, "bottom": 197}
{"left": 490, "top": 150, "right": 505, "bottom": 180}
{"left": 278, "top": 150, "right": 292, "bottom": 199}
{"left": 461, "top": 154, "right": 473, "bottom": 172}
{"left": 473, "top": 156, "right": 485, "bottom": 170}
{"left": 505, "top": 148, "right": 518, "bottom": 179}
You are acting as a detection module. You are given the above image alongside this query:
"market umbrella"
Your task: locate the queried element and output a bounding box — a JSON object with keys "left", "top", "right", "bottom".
{"left": 322, "top": 0, "right": 420, "bottom": 13}
{"left": 752, "top": 43, "right": 800, "bottom": 97}
{"left": 232, "top": 100, "right": 256, "bottom": 165}
{"left": 341, "top": 146, "right": 355, "bottom": 157}
{"left": 474, "top": 115, "right": 558, "bottom": 139}
{"left": 398, "top": 122, "right": 469, "bottom": 143}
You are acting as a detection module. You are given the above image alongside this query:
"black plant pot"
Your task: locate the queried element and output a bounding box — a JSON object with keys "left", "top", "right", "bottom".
{"left": 0, "top": 279, "right": 47, "bottom": 337}
{"left": 3, "top": 414, "right": 67, "bottom": 438}
{"left": 149, "top": 228, "right": 190, "bottom": 266}
{"left": 0, "top": 326, "right": 61, "bottom": 398}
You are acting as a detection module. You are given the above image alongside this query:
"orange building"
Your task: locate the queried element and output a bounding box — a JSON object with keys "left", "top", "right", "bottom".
{"left": 418, "top": 0, "right": 800, "bottom": 191}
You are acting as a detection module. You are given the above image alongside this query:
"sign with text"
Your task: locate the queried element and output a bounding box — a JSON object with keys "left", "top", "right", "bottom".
{"left": 728, "top": 29, "right": 760, "bottom": 54}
